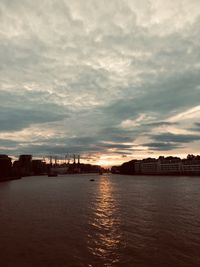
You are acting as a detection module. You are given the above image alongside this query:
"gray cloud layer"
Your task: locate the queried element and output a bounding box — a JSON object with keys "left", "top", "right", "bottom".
{"left": 0, "top": 0, "right": 200, "bottom": 163}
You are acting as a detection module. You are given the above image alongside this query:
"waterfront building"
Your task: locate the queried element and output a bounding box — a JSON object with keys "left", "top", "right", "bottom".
{"left": 12, "top": 155, "right": 32, "bottom": 176}
{"left": 0, "top": 155, "right": 12, "bottom": 179}
{"left": 157, "top": 156, "right": 182, "bottom": 175}
{"left": 111, "top": 166, "right": 120, "bottom": 174}
{"left": 120, "top": 160, "right": 137, "bottom": 175}
{"left": 139, "top": 158, "right": 158, "bottom": 175}
{"left": 182, "top": 155, "right": 200, "bottom": 175}
{"left": 19, "top": 155, "right": 32, "bottom": 176}
{"left": 114, "top": 154, "right": 200, "bottom": 176}
{"left": 32, "top": 160, "right": 47, "bottom": 175}
{"left": 134, "top": 161, "right": 141, "bottom": 174}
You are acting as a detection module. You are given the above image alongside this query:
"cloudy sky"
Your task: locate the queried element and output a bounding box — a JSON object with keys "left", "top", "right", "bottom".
{"left": 0, "top": 0, "right": 200, "bottom": 166}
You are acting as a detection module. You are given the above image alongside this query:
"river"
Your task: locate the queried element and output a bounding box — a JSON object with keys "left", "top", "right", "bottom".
{"left": 0, "top": 174, "right": 200, "bottom": 266}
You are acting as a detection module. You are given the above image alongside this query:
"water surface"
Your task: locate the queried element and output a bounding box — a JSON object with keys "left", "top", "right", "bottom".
{"left": 0, "top": 174, "right": 200, "bottom": 266}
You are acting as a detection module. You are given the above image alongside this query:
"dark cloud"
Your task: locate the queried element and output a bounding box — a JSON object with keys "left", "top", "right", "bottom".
{"left": 144, "top": 142, "right": 183, "bottom": 151}
{"left": 144, "top": 132, "right": 200, "bottom": 151}
{"left": 151, "top": 133, "right": 200, "bottom": 143}
{"left": 103, "top": 69, "right": 200, "bottom": 124}
{"left": 99, "top": 127, "right": 135, "bottom": 143}
{"left": 24, "top": 144, "right": 101, "bottom": 155}
{"left": 0, "top": 139, "right": 18, "bottom": 147}
{"left": 97, "top": 143, "right": 133, "bottom": 150}
{"left": 0, "top": 90, "right": 68, "bottom": 132}
{"left": 0, "top": 106, "right": 66, "bottom": 132}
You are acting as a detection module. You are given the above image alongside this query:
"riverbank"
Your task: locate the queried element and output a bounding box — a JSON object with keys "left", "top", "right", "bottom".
{"left": 0, "top": 176, "right": 21, "bottom": 182}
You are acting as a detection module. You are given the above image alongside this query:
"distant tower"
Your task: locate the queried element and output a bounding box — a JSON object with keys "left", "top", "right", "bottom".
{"left": 65, "top": 154, "right": 69, "bottom": 164}
{"left": 78, "top": 155, "right": 80, "bottom": 165}
{"left": 73, "top": 154, "right": 76, "bottom": 164}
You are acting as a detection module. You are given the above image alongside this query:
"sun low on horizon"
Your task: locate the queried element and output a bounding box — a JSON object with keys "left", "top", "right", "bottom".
{"left": 0, "top": 0, "right": 200, "bottom": 166}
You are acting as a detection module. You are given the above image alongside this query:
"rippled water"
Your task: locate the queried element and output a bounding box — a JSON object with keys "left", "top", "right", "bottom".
{"left": 0, "top": 174, "right": 200, "bottom": 267}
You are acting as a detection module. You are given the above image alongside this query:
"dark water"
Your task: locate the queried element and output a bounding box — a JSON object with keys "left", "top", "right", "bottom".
{"left": 0, "top": 174, "right": 200, "bottom": 267}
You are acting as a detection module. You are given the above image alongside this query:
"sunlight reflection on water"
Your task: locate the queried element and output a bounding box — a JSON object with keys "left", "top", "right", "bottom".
{"left": 87, "top": 175, "right": 122, "bottom": 266}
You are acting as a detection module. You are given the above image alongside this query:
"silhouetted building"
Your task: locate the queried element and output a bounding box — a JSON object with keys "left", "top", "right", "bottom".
{"left": 78, "top": 163, "right": 101, "bottom": 173}
{"left": 12, "top": 160, "right": 21, "bottom": 177}
{"left": 182, "top": 155, "right": 200, "bottom": 175}
{"left": 120, "top": 160, "right": 136, "bottom": 175}
{"left": 32, "top": 160, "right": 46, "bottom": 175}
{"left": 140, "top": 158, "right": 158, "bottom": 175}
{"left": 134, "top": 161, "right": 141, "bottom": 174}
{"left": 111, "top": 166, "right": 120, "bottom": 174}
{"left": 114, "top": 154, "right": 200, "bottom": 176}
{"left": 13, "top": 155, "right": 32, "bottom": 177}
{"left": 20, "top": 155, "right": 32, "bottom": 176}
{"left": 0, "top": 155, "right": 12, "bottom": 179}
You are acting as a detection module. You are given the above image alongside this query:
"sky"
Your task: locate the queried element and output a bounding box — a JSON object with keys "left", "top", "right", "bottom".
{"left": 0, "top": 0, "right": 200, "bottom": 166}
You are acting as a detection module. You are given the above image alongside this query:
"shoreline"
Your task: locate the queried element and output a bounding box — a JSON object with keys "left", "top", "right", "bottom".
{"left": 0, "top": 176, "right": 21, "bottom": 183}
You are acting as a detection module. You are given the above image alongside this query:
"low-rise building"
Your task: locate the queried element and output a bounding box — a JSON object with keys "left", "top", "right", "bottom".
{"left": 32, "top": 160, "right": 47, "bottom": 175}
{"left": 182, "top": 155, "right": 200, "bottom": 175}
{"left": 19, "top": 155, "right": 32, "bottom": 176}
{"left": 0, "top": 155, "right": 12, "bottom": 179}
{"left": 116, "top": 155, "right": 200, "bottom": 176}
{"left": 157, "top": 156, "right": 182, "bottom": 175}
{"left": 120, "top": 160, "right": 137, "bottom": 175}
{"left": 140, "top": 158, "right": 158, "bottom": 175}
{"left": 134, "top": 161, "right": 141, "bottom": 174}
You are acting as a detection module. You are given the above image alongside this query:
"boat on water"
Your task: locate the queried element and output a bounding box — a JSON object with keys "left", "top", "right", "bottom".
{"left": 48, "top": 173, "right": 58, "bottom": 177}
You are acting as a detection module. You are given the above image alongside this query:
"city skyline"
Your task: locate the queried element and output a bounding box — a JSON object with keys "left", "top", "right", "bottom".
{"left": 0, "top": 0, "right": 200, "bottom": 166}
